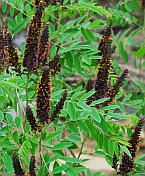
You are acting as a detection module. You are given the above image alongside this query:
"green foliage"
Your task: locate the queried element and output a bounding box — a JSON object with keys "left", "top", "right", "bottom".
{"left": 0, "top": 0, "right": 145, "bottom": 176}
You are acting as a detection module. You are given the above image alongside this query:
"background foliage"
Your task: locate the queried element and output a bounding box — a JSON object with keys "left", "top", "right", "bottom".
{"left": 0, "top": 0, "right": 145, "bottom": 175}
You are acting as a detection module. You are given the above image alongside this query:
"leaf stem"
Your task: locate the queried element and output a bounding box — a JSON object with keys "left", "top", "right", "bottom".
{"left": 77, "top": 135, "right": 87, "bottom": 159}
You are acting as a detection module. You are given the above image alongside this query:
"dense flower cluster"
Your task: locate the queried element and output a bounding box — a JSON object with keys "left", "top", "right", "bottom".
{"left": 29, "top": 156, "right": 36, "bottom": 176}
{"left": 0, "top": 23, "right": 19, "bottom": 70}
{"left": 26, "top": 106, "right": 37, "bottom": 131}
{"left": 86, "top": 78, "right": 94, "bottom": 92}
{"left": 38, "top": 25, "right": 50, "bottom": 67}
{"left": 0, "top": 27, "right": 5, "bottom": 69}
{"left": 12, "top": 152, "right": 25, "bottom": 176}
{"left": 49, "top": 54, "right": 61, "bottom": 75}
{"left": 51, "top": 89, "right": 67, "bottom": 121}
{"left": 102, "top": 69, "right": 128, "bottom": 106}
{"left": 86, "top": 24, "right": 114, "bottom": 105}
{"left": 7, "top": 33, "right": 19, "bottom": 69}
{"left": 120, "top": 118, "right": 143, "bottom": 173}
{"left": 94, "top": 57, "right": 112, "bottom": 99}
{"left": 86, "top": 24, "right": 128, "bottom": 108}
{"left": 36, "top": 66, "right": 51, "bottom": 123}
{"left": 43, "top": 0, "right": 62, "bottom": 5}
{"left": 12, "top": 153, "right": 36, "bottom": 176}
{"left": 112, "top": 154, "right": 119, "bottom": 171}
{"left": 98, "top": 23, "right": 113, "bottom": 58}
{"left": 23, "top": 2, "right": 44, "bottom": 72}
{"left": 142, "top": 0, "right": 145, "bottom": 9}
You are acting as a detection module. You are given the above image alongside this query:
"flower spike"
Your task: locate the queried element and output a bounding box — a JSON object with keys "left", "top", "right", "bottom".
{"left": 0, "top": 23, "right": 19, "bottom": 70}
{"left": 105, "top": 69, "right": 128, "bottom": 106}
{"left": 23, "top": 2, "right": 44, "bottom": 73}
{"left": 36, "top": 66, "right": 51, "bottom": 123}
{"left": 49, "top": 54, "right": 61, "bottom": 75}
{"left": 38, "top": 25, "right": 50, "bottom": 67}
{"left": 29, "top": 156, "right": 36, "bottom": 176}
{"left": 51, "top": 89, "right": 67, "bottom": 121}
{"left": 0, "top": 27, "right": 5, "bottom": 69}
{"left": 12, "top": 152, "right": 25, "bottom": 176}
{"left": 120, "top": 118, "right": 144, "bottom": 173}
{"left": 26, "top": 106, "right": 37, "bottom": 131}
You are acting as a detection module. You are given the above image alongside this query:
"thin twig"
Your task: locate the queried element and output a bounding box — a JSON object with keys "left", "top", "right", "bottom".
{"left": 77, "top": 135, "right": 87, "bottom": 159}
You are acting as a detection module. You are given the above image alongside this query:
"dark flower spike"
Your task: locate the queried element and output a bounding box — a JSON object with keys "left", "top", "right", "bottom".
{"left": 86, "top": 23, "right": 116, "bottom": 106}
{"left": 1, "top": 23, "right": 19, "bottom": 71}
{"left": 43, "top": 0, "right": 62, "bottom": 5}
{"left": 98, "top": 23, "right": 115, "bottom": 58}
{"left": 112, "top": 145, "right": 120, "bottom": 172}
{"left": 0, "top": 23, "right": 10, "bottom": 69}
{"left": 12, "top": 152, "right": 25, "bottom": 176}
{"left": 86, "top": 78, "right": 94, "bottom": 92}
{"left": 142, "top": 0, "right": 145, "bottom": 9}
{"left": 36, "top": 66, "right": 51, "bottom": 123}
{"left": 34, "top": 0, "right": 40, "bottom": 6}
{"left": 49, "top": 54, "right": 61, "bottom": 76}
{"left": 120, "top": 118, "right": 144, "bottom": 173}
{"left": 23, "top": 2, "right": 44, "bottom": 73}
{"left": 26, "top": 106, "right": 37, "bottom": 132}
{"left": 104, "top": 69, "right": 128, "bottom": 106}
{"left": 38, "top": 25, "right": 50, "bottom": 67}
{"left": 129, "top": 118, "right": 144, "bottom": 158}
{"left": 7, "top": 32, "right": 19, "bottom": 70}
{"left": 86, "top": 57, "right": 112, "bottom": 105}
{"left": 112, "top": 154, "right": 119, "bottom": 171}
{"left": 0, "top": 27, "right": 4, "bottom": 69}
{"left": 29, "top": 156, "right": 36, "bottom": 176}
{"left": 95, "top": 57, "right": 112, "bottom": 98}
{"left": 51, "top": 89, "right": 67, "bottom": 121}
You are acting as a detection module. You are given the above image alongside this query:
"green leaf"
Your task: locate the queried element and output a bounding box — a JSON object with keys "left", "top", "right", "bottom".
{"left": 67, "top": 102, "right": 76, "bottom": 120}
{"left": 107, "top": 112, "right": 129, "bottom": 119}
{"left": 133, "top": 47, "right": 145, "bottom": 57}
{"left": 2, "top": 152, "right": 13, "bottom": 174}
{"left": 15, "top": 116, "right": 21, "bottom": 128}
{"left": 15, "top": 13, "right": 23, "bottom": 23}
{"left": 59, "top": 156, "right": 83, "bottom": 163}
{"left": 90, "top": 98, "right": 110, "bottom": 106}
{"left": 81, "top": 28, "right": 95, "bottom": 41}
{"left": 45, "top": 131, "right": 61, "bottom": 141}
{"left": 134, "top": 154, "right": 145, "bottom": 162}
{"left": 13, "top": 131, "right": 19, "bottom": 143}
{"left": 0, "top": 80, "right": 18, "bottom": 88}
{"left": 67, "top": 135, "right": 81, "bottom": 143}
{"left": 5, "top": 113, "right": 13, "bottom": 123}
{"left": 52, "top": 141, "right": 73, "bottom": 151}
{"left": 91, "top": 108, "right": 101, "bottom": 123}
{"left": 53, "top": 165, "right": 69, "bottom": 174}
{"left": 120, "top": 145, "right": 131, "bottom": 158}
{"left": 78, "top": 102, "right": 91, "bottom": 112}
{"left": 85, "top": 120, "right": 98, "bottom": 141}
{"left": 79, "top": 90, "right": 95, "bottom": 101}
{"left": 8, "top": 18, "right": 16, "bottom": 30}
{"left": 0, "top": 110, "right": 4, "bottom": 121}
{"left": 89, "top": 5, "right": 112, "bottom": 17}
{"left": 10, "top": 7, "right": 15, "bottom": 17}
{"left": 2, "top": 3, "right": 7, "bottom": 14}
{"left": 77, "top": 120, "right": 89, "bottom": 133}
{"left": 49, "top": 23, "right": 56, "bottom": 39}
{"left": 66, "top": 166, "right": 79, "bottom": 176}
{"left": 118, "top": 41, "right": 129, "bottom": 62}
{"left": 100, "top": 105, "right": 119, "bottom": 111}
{"left": 50, "top": 45, "right": 57, "bottom": 59}
{"left": 67, "top": 122, "right": 79, "bottom": 133}
{"left": 73, "top": 55, "right": 81, "bottom": 72}
{"left": 24, "top": 3, "right": 32, "bottom": 15}
{"left": 65, "top": 52, "right": 74, "bottom": 68}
